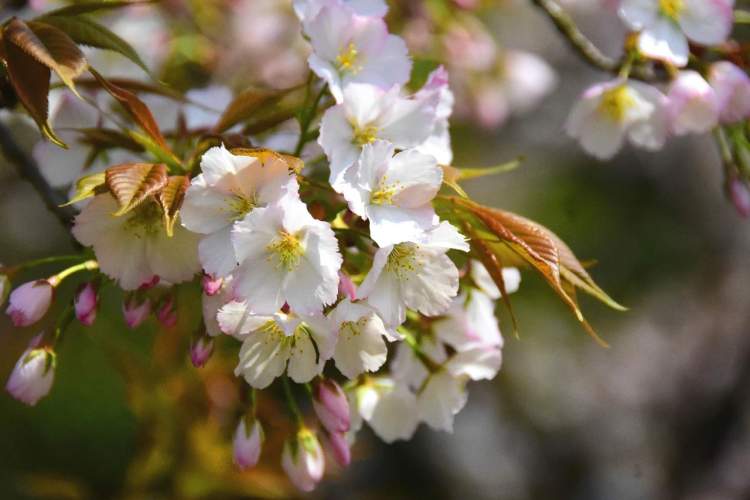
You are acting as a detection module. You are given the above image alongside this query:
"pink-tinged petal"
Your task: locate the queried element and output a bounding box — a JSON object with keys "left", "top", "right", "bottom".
{"left": 74, "top": 282, "right": 98, "bottom": 327}
{"left": 679, "top": 0, "right": 734, "bottom": 46}
{"left": 667, "top": 71, "right": 719, "bottom": 135}
{"left": 233, "top": 418, "right": 264, "bottom": 470}
{"left": 190, "top": 335, "right": 214, "bottom": 368}
{"left": 313, "top": 378, "right": 351, "bottom": 433}
{"left": 322, "top": 429, "right": 351, "bottom": 467}
{"left": 281, "top": 428, "right": 325, "bottom": 492}
{"left": 6, "top": 280, "right": 54, "bottom": 327}
{"left": 123, "top": 294, "right": 151, "bottom": 329}
{"left": 709, "top": 62, "right": 750, "bottom": 124}
{"left": 6, "top": 348, "right": 55, "bottom": 406}
{"left": 729, "top": 178, "right": 750, "bottom": 218}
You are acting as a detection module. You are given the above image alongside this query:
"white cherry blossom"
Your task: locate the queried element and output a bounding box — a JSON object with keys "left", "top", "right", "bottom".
{"left": 619, "top": 0, "right": 734, "bottom": 66}
{"left": 417, "top": 370, "right": 468, "bottom": 432}
{"left": 328, "top": 299, "right": 390, "bottom": 379}
{"left": 231, "top": 185, "right": 342, "bottom": 315}
{"left": 318, "top": 83, "right": 439, "bottom": 188}
{"left": 413, "top": 66, "right": 455, "bottom": 165}
{"left": 357, "top": 222, "right": 469, "bottom": 327}
{"left": 566, "top": 78, "right": 668, "bottom": 159}
{"left": 73, "top": 194, "right": 200, "bottom": 290}
{"left": 181, "top": 145, "right": 291, "bottom": 278}
{"left": 351, "top": 377, "right": 419, "bottom": 442}
{"left": 666, "top": 70, "right": 719, "bottom": 135}
{"left": 303, "top": 4, "right": 410, "bottom": 102}
{"left": 233, "top": 311, "right": 335, "bottom": 389}
{"left": 708, "top": 61, "right": 750, "bottom": 124}
{"left": 342, "top": 140, "right": 442, "bottom": 247}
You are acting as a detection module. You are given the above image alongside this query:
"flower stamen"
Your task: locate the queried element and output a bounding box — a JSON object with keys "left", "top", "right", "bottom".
{"left": 267, "top": 231, "right": 304, "bottom": 271}
{"left": 597, "top": 85, "right": 635, "bottom": 123}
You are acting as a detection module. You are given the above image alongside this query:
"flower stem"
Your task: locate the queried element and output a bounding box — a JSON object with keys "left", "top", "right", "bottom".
{"left": 49, "top": 260, "right": 99, "bottom": 287}
{"left": 282, "top": 374, "right": 305, "bottom": 428}
{"left": 53, "top": 304, "right": 75, "bottom": 345}
{"left": 294, "top": 79, "right": 327, "bottom": 157}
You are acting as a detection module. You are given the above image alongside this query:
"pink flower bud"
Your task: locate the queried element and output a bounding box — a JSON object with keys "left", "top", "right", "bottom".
{"left": 667, "top": 71, "right": 719, "bottom": 135}
{"left": 156, "top": 295, "right": 178, "bottom": 328}
{"left": 190, "top": 335, "right": 214, "bottom": 368}
{"left": 709, "top": 62, "right": 750, "bottom": 124}
{"left": 202, "top": 274, "right": 223, "bottom": 296}
{"left": 6, "top": 280, "right": 54, "bottom": 327}
{"left": 729, "top": 178, "right": 750, "bottom": 218}
{"left": 74, "top": 282, "right": 98, "bottom": 326}
{"left": 123, "top": 294, "right": 151, "bottom": 329}
{"left": 6, "top": 346, "right": 55, "bottom": 406}
{"left": 233, "top": 417, "right": 264, "bottom": 470}
{"left": 138, "top": 275, "right": 160, "bottom": 290}
{"left": 322, "top": 429, "right": 351, "bottom": 468}
{"left": 281, "top": 428, "right": 325, "bottom": 492}
{"left": 338, "top": 272, "right": 356, "bottom": 301}
{"left": 313, "top": 379, "right": 350, "bottom": 433}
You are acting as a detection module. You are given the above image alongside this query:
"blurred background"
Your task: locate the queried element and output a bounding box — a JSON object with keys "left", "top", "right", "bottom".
{"left": 1, "top": 0, "right": 749, "bottom": 499}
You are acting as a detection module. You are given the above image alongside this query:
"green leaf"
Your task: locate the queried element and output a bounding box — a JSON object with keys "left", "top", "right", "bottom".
{"left": 61, "top": 172, "right": 106, "bottom": 206}
{"left": 128, "top": 130, "right": 183, "bottom": 172}
{"left": 36, "top": 15, "right": 150, "bottom": 75}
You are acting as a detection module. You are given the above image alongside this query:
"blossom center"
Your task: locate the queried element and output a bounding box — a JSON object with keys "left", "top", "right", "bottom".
{"left": 340, "top": 317, "right": 369, "bottom": 339}
{"left": 267, "top": 231, "right": 304, "bottom": 271}
{"left": 659, "top": 0, "right": 683, "bottom": 20}
{"left": 597, "top": 85, "right": 635, "bottom": 123}
{"left": 370, "top": 177, "right": 400, "bottom": 205}
{"left": 123, "top": 201, "right": 163, "bottom": 238}
{"left": 352, "top": 124, "right": 379, "bottom": 146}
{"left": 227, "top": 194, "right": 256, "bottom": 221}
{"left": 385, "top": 243, "right": 420, "bottom": 280}
{"left": 336, "top": 42, "right": 361, "bottom": 75}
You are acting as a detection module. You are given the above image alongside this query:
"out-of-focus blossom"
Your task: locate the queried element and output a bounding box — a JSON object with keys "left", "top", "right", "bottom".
{"left": 183, "top": 86, "right": 234, "bottom": 130}
{"left": 233, "top": 417, "right": 264, "bottom": 470}
{"left": 414, "top": 66, "right": 454, "bottom": 164}
{"left": 566, "top": 78, "right": 668, "bottom": 159}
{"left": 417, "top": 370, "right": 468, "bottom": 432}
{"left": 281, "top": 427, "right": 325, "bottom": 492}
{"left": 319, "top": 84, "right": 438, "bottom": 188}
{"left": 328, "top": 299, "right": 390, "bottom": 379}
{"left": 708, "top": 61, "right": 750, "bottom": 124}
{"left": 122, "top": 294, "right": 151, "bottom": 329}
{"left": 181, "top": 145, "right": 291, "bottom": 278}
{"left": 190, "top": 334, "right": 215, "bottom": 368}
{"left": 342, "top": 141, "right": 441, "bottom": 247}
{"left": 665, "top": 71, "right": 719, "bottom": 135}
{"left": 500, "top": 50, "right": 558, "bottom": 117}
{"left": 73, "top": 195, "right": 200, "bottom": 290}
{"left": 6, "top": 280, "right": 54, "bottom": 327}
{"left": 231, "top": 184, "right": 342, "bottom": 315}
{"left": 618, "top": 0, "right": 734, "bottom": 66}
{"left": 232, "top": 312, "right": 335, "bottom": 388}
{"left": 155, "top": 295, "right": 178, "bottom": 328}
{"left": 6, "top": 346, "right": 55, "bottom": 406}
{"left": 303, "top": 4, "right": 411, "bottom": 102}
{"left": 351, "top": 377, "right": 419, "bottom": 442}
{"left": 74, "top": 282, "right": 98, "bottom": 327}
{"left": 470, "top": 260, "right": 520, "bottom": 298}
{"left": 313, "top": 378, "right": 351, "bottom": 433}
{"left": 358, "top": 222, "right": 469, "bottom": 327}
{"left": 294, "top": 0, "right": 388, "bottom": 22}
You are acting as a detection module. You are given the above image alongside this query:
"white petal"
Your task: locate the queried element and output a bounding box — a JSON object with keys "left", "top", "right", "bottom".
{"left": 181, "top": 175, "right": 234, "bottom": 234}
{"left": 235, "top": 332, "right": 290, "bottom": 389}
{"left": 318, "top": 105, "right": 358, "bottom": 186}
{"left": 446, "top": 347, "right": 503, "bottom": 381}
{"left": 401, "top": 249, "right": 460, "bottom": 317}
{"left": 387, "top": 149, "right": 442, "bottom": 208}
{"left": 198, "top": 227, "right": 238, "bottom": 278}
{"left": 353, "top": 34, "right": 412, "bottom": 91}
{"left": 679, "top": 0, "right": 733, "bottom": 45}
{"left": 417, "top": 371, "right": 467, "bottom": 432}
{"left": 378, "top": 92, "right": 438, "bottom": 149}
{"left": 200, "top": 144, "right": 255, "bottom": 186}
{"left": 332, "top": 302, "right": 388, "bottom": 379}
{"left": 618, "top": 0, "right": 659, "bottom": 30}
{"left": 367, "top": 383, "right": 419, "bottom": 442}
{"left": 637, "top": 18, "right": 689, "bottom": 67}
{"left": 288, "top": 332, "right": 320, "bottom": 383}
{"left": 145, "top": 223, "right": 201, "bottom": 285}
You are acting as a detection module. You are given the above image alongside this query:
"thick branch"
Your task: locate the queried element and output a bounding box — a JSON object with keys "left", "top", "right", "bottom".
{"left": 531, "top": 0, "right": 657, "bottom": 81}
{"left": 0, "top": 121, "right": 76, "bottom": 227}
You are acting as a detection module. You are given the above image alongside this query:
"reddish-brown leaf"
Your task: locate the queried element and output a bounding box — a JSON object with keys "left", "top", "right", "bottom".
{"left": 213, "top": 87, "right": 298, "bottom": 134}
{"left": 90, "top": 68, "right": 171, "bottom": 153}
{"left": 4, "top": 19, "right": 87, "bottom": 94}
{"left": 156, "top": 175, "right": 189, "bottom": 237}
{"left": 105, "top": 163, "right": 168, "bottom": 216}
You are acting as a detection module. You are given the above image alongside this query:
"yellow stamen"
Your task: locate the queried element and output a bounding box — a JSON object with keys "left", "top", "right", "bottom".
{"left": 385, "top": 243, "right": 420, "bottom": 280}
{"left": 340, "top": 317, "right": 370, "bottom": 339}
{"left": 659, "top": 0, "right": 683, "bottom": 20}
{"left": 266, "top": 231, "right": 304, "bottom": 271}
{"left": 352, "top": 124, "right": 379, "bottom": 146}
{"left": 336, "top": 42, "right": 361, "bottom": 74}
{"left": 227, "top": 194, "right": 256, "bottom": 221}
{"left": 123, "top": 201, "right": 163, "bottom": 238}
{"left": 597, "top": 85, "right": 635, "bottom": 123}
{"left": 370, "top": 177, "right": 400, "bottom": 206}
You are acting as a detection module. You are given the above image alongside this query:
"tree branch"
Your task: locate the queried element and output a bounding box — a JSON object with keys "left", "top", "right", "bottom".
{"left": 0, "top": 120, "right": 76, "bottom": 227}
{"left": 531, "top": 0, "right": 658, "bottom": 81}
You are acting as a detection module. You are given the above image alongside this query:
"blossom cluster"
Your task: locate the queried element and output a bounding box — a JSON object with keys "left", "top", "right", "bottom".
{"left": 1, "top": 0, "right": 519, "bottom": 492}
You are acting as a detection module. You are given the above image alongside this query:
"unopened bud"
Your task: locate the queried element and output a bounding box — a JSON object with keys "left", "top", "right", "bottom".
{"left": 322, "top": 429, "right": 351, "bottom": 468}
{"left": 313, "top": 379, "right": 350, "bottom": 433}
{"left": 6, "top": 345, "right": 55, "bottom": 406}
{"left": 74, "top": 282, "right": 98, "bottom": 326}
{"left": 190, "top": 334, "right": 214, "bottom": 368}
{"left": 202, "top": 274, "right": 223, "bottom": 296}
{"left": 156, "top": 295, "right": 178, "bottom": 328}
{"left": 6, "top": 280, "right": 54, "bottom": 327}
{"left": 281, "top": 427, "right": 325, "bottom": 492}
{"left": 123, "top": 294, "right": 151, "bottom": 329}
{"left": 233, "top": 417, "right": 264, "bottom": 470}
{"left": 729, "top": 178, "right": 750, "bottom": 218}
